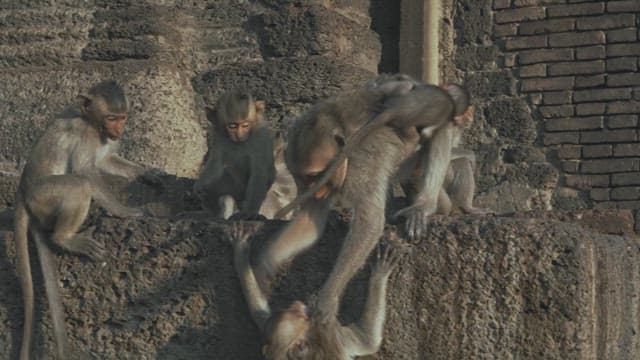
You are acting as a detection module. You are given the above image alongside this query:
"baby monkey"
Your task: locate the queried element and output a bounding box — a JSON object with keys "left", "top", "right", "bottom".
{"left": 193, "top": 91, "right": 276, "bottom": 220}
{"left": 228, "top": 223, "right": 402, "bottom": 359}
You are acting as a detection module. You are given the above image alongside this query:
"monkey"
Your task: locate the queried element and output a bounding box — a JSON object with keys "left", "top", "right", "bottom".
{"left": 227, "top": 222, "right": 402, "bottom": 359}
{"left": 273, "top": 79, "right": 473, "bottom": 243}
{"left": 259, "top": 131, "right": 298, "bottom": 220}
{"left": 193, "top": 91, "right": 276, "bottom": 221}
{"left": 14, "top": 80, "right": 161, "bottom": 360}
{"left": 255, "top": 83, "right": 463, "bottom": 324}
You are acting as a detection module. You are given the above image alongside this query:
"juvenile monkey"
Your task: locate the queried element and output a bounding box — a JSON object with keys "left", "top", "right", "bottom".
{"left": 14, "top": 80, "right": 160, "bottom": 360}
{"left": 228, "top": 223, "right": 401, "bottom": 359}
{"left": 193, "top": 91, "right": 276, "bottom": 220}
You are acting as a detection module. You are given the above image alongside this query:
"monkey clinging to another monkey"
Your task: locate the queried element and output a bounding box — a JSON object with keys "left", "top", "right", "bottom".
{"left": 193, "top": 91, "right": 276, "bottom": 221}
{"left": 228, "top": 223, "right": 403, "bottom": 359}
{"left": 14, "top": 80, "right": 162, "bottom": 360}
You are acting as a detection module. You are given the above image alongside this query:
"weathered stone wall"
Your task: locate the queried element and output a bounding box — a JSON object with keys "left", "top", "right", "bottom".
{"left": 443, "top": 0, "right": 640, "bottom": 217}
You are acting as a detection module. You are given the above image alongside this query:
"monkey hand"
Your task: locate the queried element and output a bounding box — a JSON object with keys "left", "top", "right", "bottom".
{"left": 394, "top": 203, "right": 436, "bottom": 241}
{"left": 139, "top": 168, "right": 166, "bottom": 190}
{"left": 372, "top": 242, "right": 405, "bottom": 279}
{"left": 226, "top": 222, "right": 259, "bottom": 251}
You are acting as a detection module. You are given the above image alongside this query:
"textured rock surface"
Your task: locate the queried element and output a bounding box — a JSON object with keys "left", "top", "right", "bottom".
{"left": 1, "top": 211, "right": 638, "bottom": 359}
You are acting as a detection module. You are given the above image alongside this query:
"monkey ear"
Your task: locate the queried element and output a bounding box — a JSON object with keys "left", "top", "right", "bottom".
{"left": 255, "top": 100, "right": 266, "bottom": 117}
{"left": 333, "top": 131, "right": 346, "bottom": 148}
{"left": 77, "top": 94, "right": 92, "bottom": 111}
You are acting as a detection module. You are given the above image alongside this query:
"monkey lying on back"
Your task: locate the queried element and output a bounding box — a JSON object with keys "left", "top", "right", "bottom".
{"left": 193, "top": 91, "right": 276, "bottom": 220}
{"left": 14, "top": 80, "right": 161, "bottom": 360}
{"left": 228, "top": 223, "right": 402, "bottom": 359}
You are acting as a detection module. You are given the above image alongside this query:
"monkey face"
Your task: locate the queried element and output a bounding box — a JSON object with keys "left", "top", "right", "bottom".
{"left": 226, "top": 120, "right": 252, "bottom": 142}
{"left": 102, "top": 114, "right": 128, "bottom": 140}
{"left": 453, "top": 105, "right": 474, "bottom": 128}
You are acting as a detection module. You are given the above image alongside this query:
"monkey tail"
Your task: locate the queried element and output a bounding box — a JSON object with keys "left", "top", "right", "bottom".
{"left": 32, "top": 227, "right": 68, "bottom": 358}
{"left": 275, "top": 112, "right": 395, "bottom": 218}
{"left": 14, "top": 199, "right": 34, "bottom": 360}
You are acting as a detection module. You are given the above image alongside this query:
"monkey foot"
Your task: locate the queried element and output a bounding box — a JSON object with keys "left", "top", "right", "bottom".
{"left": 64, "top": 235, "right": 106, "bottom": 261}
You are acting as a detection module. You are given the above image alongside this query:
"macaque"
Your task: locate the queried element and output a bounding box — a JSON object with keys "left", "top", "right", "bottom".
{"left": 228, "top": 223, "right": 401, "bottom": 359}
{"left": 259, "top": 131, "right": 298, "bottom": 220}
{"left": 193, "top": 91, "right": 276, "bottom": 220}
{"left": 257, "top": 83, "right": 461, "bottom": 323}
{"left": 14, "top": 80, "right": 161, "bottom": 360}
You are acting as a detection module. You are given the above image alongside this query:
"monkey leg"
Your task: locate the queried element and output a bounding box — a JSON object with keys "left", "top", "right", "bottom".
{"left": 447, "top": 158, "right": 491, "bottom": 215}
{"left": 92, "top": 183, "right": 146, "bottom": 218}
{"left": 50, "top": 193, "right": 106, "bottom": 260}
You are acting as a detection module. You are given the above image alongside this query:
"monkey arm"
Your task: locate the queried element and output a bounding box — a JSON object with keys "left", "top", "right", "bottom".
{"left": 194, "top": 143, "right": 224, "bottom": 191}
{"left": 342, "top": 267, "right": 391, "bottom": 356}
{"left": 256, "top": 199, "right": 330, "bottom": 283}
{"left": 232, "top": 239, "right": 272, "bottom": 332}
{"left": 396, "top": 123, "right": 455, "bottom": 239}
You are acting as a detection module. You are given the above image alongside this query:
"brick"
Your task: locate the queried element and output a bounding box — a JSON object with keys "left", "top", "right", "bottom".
{"left": 575, "top": 74, "right": 605, "bottom": 88}
{"left": 519, "top": 48, "right": 573, "bottom": 65}
{"left": 607, "top": 1, "right": 640, "bottom": 12}
{"left": 521, "top": 77, "right": 574, "bottom": 92}
{"left": 581, "top": 158, "right": 638, "bottom": 173}
{"left": 519, "top": 19, "right": 575, "bottom": 35}
{"left": 608, "top": 101, "right": 640, "bottom": 114}
{"left": 505, "top": 35, "right": 548, "bottom": 50}
{"left": 576, "top": 45, "right": 605, "bottom": 60}
{"left": 607, "top": 43, "right": 640, "bottom": 57}
{"left": 519, "top": 64, "right": 546, "bottom": 78}
{"left": 596, "top": 200, "right": 640, "bottom": 209}
{"left": 608, "top": 115, "right": 638, "bottom": 129}
{"left": 546, "top": 117, "right": 602, "bottom": 131}
{"left": 611, "top": 187, "right": 640, "bottom": 200}
{"left": 634, "top": 87, "right": 640, "bottom": 101}
{"left": 544, "top": 132, "right": 580, "bottom": 145}
{"left": 576, "top": 102, "right": 606, "bottom": 115}
{"left": 543, "top": 91, "right": 571, "bottom": 105}
{"left": 557, "top": 145, "right": 581, "bottom": 159}
{"left": 513, "top": 0, "right": 537, "bottom": 6}
{"left": 540, "top": 105, "right": 574, "bottom": 118}
{"left": 574, "top": 88, "right": 631, "bottom": 103}
{"left": 549, "top": 31, "right": 605, "bottom": 47}
{"left": 583, "top": 144, "right": 612, "bottom": 158}
{"left": 493, "top": 0, "right": 511, "bottom": 9}
{"left": 494, "top": 24, "right": 518, "bottom": 37}
{"left": 607, "top": 29, "right": 637, "bottom": 43}
{"left": 606, "top": 57, "right": 638, "bottom": 73}
{"left": 614, "top": 143, "right": 640, "bottom": 157}
{"left": 563, "top": 160, "right": 580, "bottom": 173}
{"left": 581, "top": 129, "right": 637, "bottom": 143}
{"left": 566, "top": 174, "right": 610, "bottom": 188}
{"left": 548, "top": 3, "right": 605, "bottom": 18}
{"left": 612, "top": 172, "right": 640, "bottom": 186}
{"left": 576, "top": 14, "right": 635, "bottom": 30}
{"left": 607, "top": 73, "right": 640, "bottom": 87}
{"left": 548, "top": 60, "right": 604, "bottom": 76}
{"left": 590, "top": 188, "right": 610, "bottom": 201}
{"left": 503, "top": 54, "right": 517, "bottom": 67}
{"left": 495, "top": 7, "right": 545, "bottom": 23}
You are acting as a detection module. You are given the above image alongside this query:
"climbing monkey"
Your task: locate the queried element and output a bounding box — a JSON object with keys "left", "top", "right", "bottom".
{"left": 193, "top": 91, "right": 276, "bottom": 220}
{"left": 14, "top": 80, "right": 161, "bottom": 360}
{"left": 228, "top": 223, "right": 402, "bottom": 359}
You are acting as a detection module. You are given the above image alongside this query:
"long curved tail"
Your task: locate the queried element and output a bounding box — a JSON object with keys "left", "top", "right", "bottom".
{"left": 14, "top": 199, "right": 33, "bottom": 360}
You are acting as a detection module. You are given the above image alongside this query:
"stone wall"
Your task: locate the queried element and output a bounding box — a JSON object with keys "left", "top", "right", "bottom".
{"left": 447, "top": 0, "right": 640, "bottom": 216}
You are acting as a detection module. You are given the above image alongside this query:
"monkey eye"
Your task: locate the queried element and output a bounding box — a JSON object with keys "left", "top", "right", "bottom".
{"left": 105, "top": 115, "right": 126, "bottom": 122}
{"left": 239, "top": 122, "right": 250, "bottom": 128}
{"left": 227, "top": 123, "right": 239, "bottom": 129}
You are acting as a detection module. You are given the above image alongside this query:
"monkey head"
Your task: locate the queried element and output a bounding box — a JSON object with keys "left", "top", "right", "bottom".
{"left": 288, "top": 118, "right": 348, "bottom": 200}
{"left": 79, "top": 80, "right": 129, "bottom": 141}
{"left": 263, "top": 301, "right": 311, "bottom": 359}
{"left": 208, "top": 91, "right": 265, "bottom": 143}
{"left": 441, "top": 83, "right": 474, "bottom": 128}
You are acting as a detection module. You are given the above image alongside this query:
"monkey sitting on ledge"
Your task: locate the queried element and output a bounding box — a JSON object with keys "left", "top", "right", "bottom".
{"left": 228, "top": 223, "right": 403, "bottom": 360}
{"left": 193, "top": 91, "right": 276, "bottom": 220}
{"left": 14, "top": 80, "right": 163, "bottom": 360}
